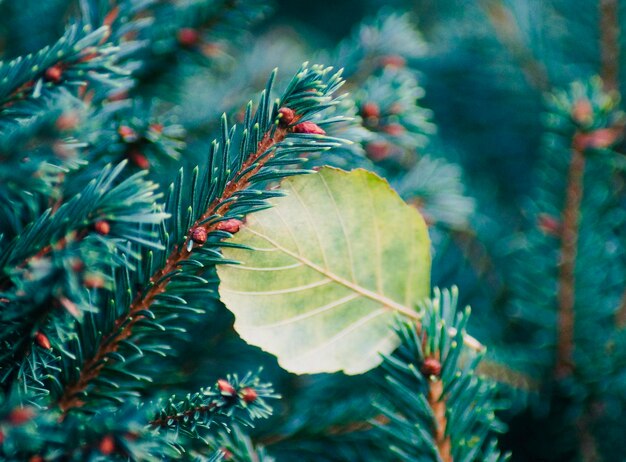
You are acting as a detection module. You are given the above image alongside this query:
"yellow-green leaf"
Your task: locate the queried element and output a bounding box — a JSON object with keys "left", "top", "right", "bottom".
{"left": 217, "top": 167, "right": 431, "bottom": 374}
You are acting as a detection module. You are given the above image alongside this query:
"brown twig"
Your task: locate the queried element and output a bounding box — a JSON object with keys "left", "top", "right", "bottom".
{"left": 57, "top": 119, "right": 298, "bottom": 412}
{"left": 476, "top": 359, "right": 539, "bottom": 392}
{"left": 325, "top": 414, "right": 390, "bottom": 436}
{"left": 483, "top": 0, "right": 550, "bottom": 92}
{"left": 258, "top": 414, "right": 390, "bottom": 447}
{"left": 452, "top": 229, "right": 506, "bottom": 302}
{"left": 600, "top": 0, "right": 620, "bottom": 91}
{"left": 427, "top": 376, "right": 452, "bottom": 462}
{"left": 578, "top": 402, "right": 602, "bottom": 462}
{"left": 555, "top": 137, "right": 586, "bottom": 377}
{"left": 149, "top": 403, "right": 217, "bottom": 428}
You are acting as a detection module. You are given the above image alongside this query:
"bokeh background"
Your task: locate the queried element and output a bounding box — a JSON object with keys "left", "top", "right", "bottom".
{"left": 3, "top": 1, "right": 624, "bottom": 460}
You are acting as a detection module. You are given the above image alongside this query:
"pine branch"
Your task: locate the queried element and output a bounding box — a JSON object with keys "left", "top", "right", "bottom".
{"left": 0, "top": 391, "right": 178, "bottom": 461}
{"left": 578, "top": 406, "right": 601, "bottom": 462}
{"left": 451, "top": 229, "right": 504, "bottom": 298}
{"left": 82, "top": 98, "right": 187, "bottom": 169}
{"left": 57, "top": 110, "right": 298, "bottom": 412}
{"left": 0, "top": 1, "right": 149, "bottom": 231}
{"left": 482, "top": 0, "right": 550, "bottom": 91}
{"left": 0, "top": 162, "right": 166, "bottom": 393}
{"left": 259, "top": 413, "right": 390, "bottom": 448}
{"left": 252, "top": 373, "right": 390, "bottom": 457}
{"left": 133, "top": 0, "right": 269, "bottom": 80}
{"left": 0, "top": 22, "right": 122, "bottom": 111}
{"left": 505, "top": 79, "right": 625, "bottom": 380}
{"left": 56, "top": 64, "right": 347, "bottom": 412}
{"left": 150, "top": 373, "right": 277, "bottom": 437}
{"left": 2, "top": 371, "right": 272, "bottom": 460}
{"left": 427, "top": 374, "right": 452, "bottom": 462}
{"left": 214, "top": 426, "right": 275, "bottom": 462}
{"left": 554, "top": 84, "right": 624, "bottom": 376}
{"left": 476, "top": 359, "right": 538, "bottom": 393}
{"left": 0, "top": 92, "right": 86, "bottom": 228}
{"left": 600, "top": 0, "right": 620, "bottom": 91}
{"left": 0, "top": 161, "right": 165, "bottom": 283}
{"left": 334, "top": 13, "right": 426, "bottom": 81}
{"left": 374, "top": 288, "right": 508, "bottom": 462}
{"left": 555, "top": 139, "right": 585, "bottom": 378}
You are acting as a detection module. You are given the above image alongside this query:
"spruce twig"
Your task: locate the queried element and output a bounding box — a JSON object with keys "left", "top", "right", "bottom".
{"left": 57, "top": 114, "right": 302, "bottom": 412}
{"left": 149, "top": 374, "right": 276, "bottom": 434}
{"left": 427, "top": 374, "right": 452, "bottom": 462}
{"left": 483, "top": 0, "right": 550, "bottom": 91}
{"left": 555, "top": 137, "right": 585, "bottom": 377}
{"left": 258, "top": 414, "right": 390, "bottom": 447}
{"left": 476, "top": 360, "right": 539, "bottom": 392}
{"left": 578, "top": 405, "right": 601, "bottom": 462}
{"left": 599, "top": 0, "right": 620, "bottom": 91}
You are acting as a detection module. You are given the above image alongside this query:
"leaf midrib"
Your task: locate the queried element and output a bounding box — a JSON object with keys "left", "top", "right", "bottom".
{"left": 246, "top": 228, "right": 421, "bottom": 321}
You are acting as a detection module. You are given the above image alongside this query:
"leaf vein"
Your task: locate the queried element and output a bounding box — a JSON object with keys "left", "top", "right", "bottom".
{"left": 291, "top": 180, "right": 329, "bottom": 270}
{"left": 318, "top": 172, "right": 358, "bottom": 283}
{"left": 289, "top": 308, "right": 388, "bottom": 362}
{"left": 222, "top": 278, "right": 331, "bottom": 295}
{"left": 242, "top": 293, "right": 361, "bottom": 329}
{"left": 232, "top": 262, "right": 303, "bottom": 271}
{"left": 245, "top": 228, "right": 420, "bottom": 320}
{"left": 364, "top": 174, "right": 384, "bottom": 296}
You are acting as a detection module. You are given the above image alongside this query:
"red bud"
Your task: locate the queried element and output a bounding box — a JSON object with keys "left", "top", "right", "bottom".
{"left": 178, "top": 28, "right": 200, "bottom": 47}
{"left": 293, "top": 121, "right": 326, "bottom": 135}
{"left": 217, "top": 379, "right": 236, "bottom": 395}
{"left": 118, "top": 125, "right": 138, "bottom": 143}
{"left": 241, "top": 387, "right": 258, "bottom": 403}
{"left": 278, "top": 107, "right": 296, "bottom": 126}
{"left": 56, "top": 112, "right": 80, "bottom": 131}
{"left": 216, "top": 219, "right": 242, "bottom": 234}
{"left": 59, "top": 296, "right": 79, "bottom": 318}
{"left": 125, "top": 431, "right": 139, "bottom": 441}
{"left": 94, "top": 220, "right": 111, "bottom": 235}
{"left": 577, "top": 128, "right": 621, "bottom": 150}
{"left": 34, "top": 332, "right": 52, "bottom": 350}
{"left": 538, "top": 213, "right": 561, "bottom": 236}
{"left": 128, "top": 149, "right": 150, "bottom": 169}
{"left": 191, "top": 227, "right": 207, "bottom": 244}
{"left": 44, "top": 65, "right": 63, "bottom": 83}
{"left": 572, "top": 99, "right": 593, "bottom": 125}
{"left": 201, "top": 42, "right": 221, "bottom": 57}
{"left": 383, "top": 123, "right": 405, "bottom": 136}
{"left": 421, "top": 357, "right": 442, "bottom": 377}
{"left": 109, "top": 90, "right": 128, "bottom": 102}
{"left": 380, "top": 55, "right": 406, "bottom": 68}
{"left": 389, "top": 103, "right": 404, "bottom": 114}
{"left": 99, "top": 435, "right": 115, "bottom": 455}
{"left": 150, "top": 123, "right": 164, "bottom": 134}
{"left": 84, "top": 274, "right": 105, "bottom": 289}
{"left": 71, "top": 259, "right": 85, "bottom": 273}
{"left": 360, "top": 102, "right": 380, "bottom": 119}
{"left": 9, "top": 407, "right": 34, "bottom": 425}
{"left": 366, "top": 141, "right": 392, "bottom": 161}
